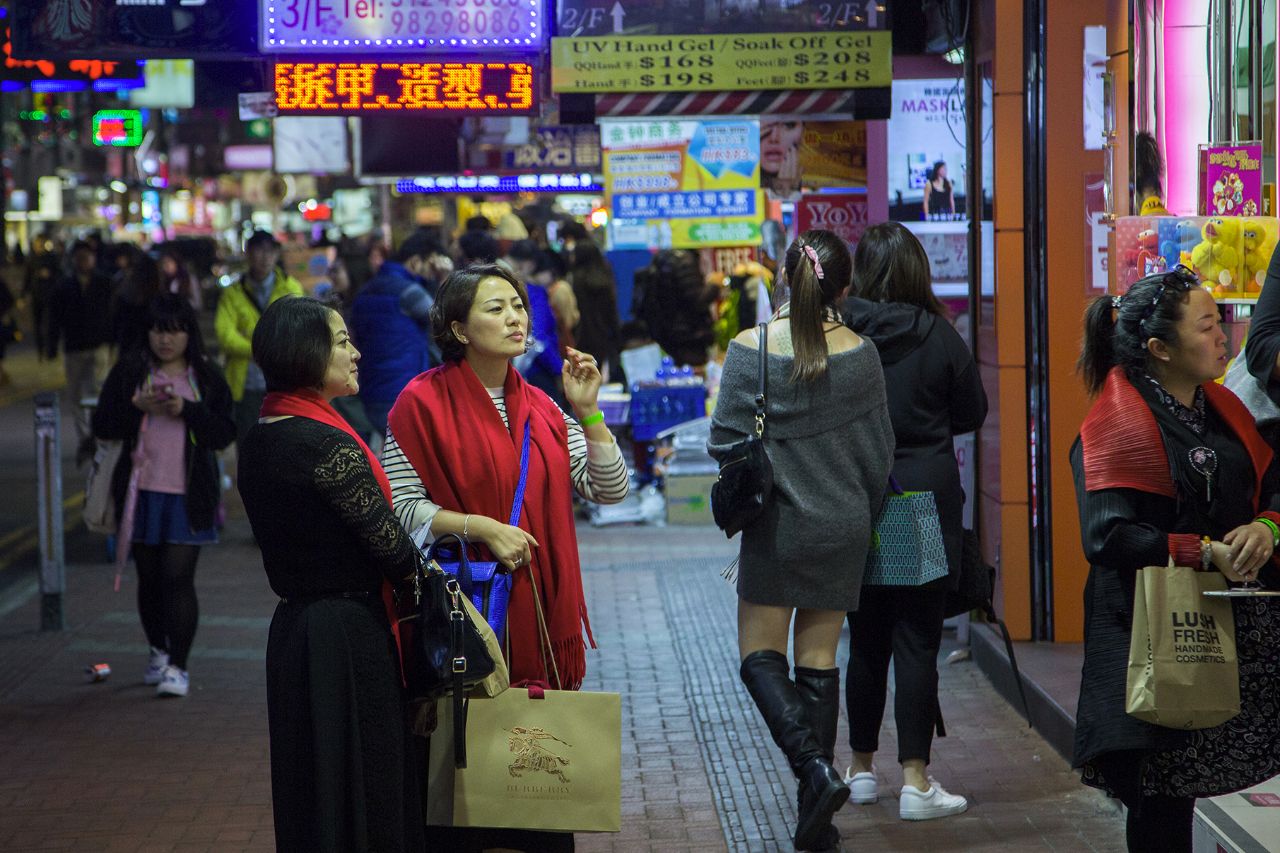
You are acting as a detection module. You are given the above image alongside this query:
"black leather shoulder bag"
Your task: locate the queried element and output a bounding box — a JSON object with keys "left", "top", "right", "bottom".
{"left": 711, "top": 323, "right": 774, "bottom": 538}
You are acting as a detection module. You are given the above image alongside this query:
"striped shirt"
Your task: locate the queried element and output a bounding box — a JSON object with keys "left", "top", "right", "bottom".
{"left": 383, "top": 387, "right": 630, "bottom": 543}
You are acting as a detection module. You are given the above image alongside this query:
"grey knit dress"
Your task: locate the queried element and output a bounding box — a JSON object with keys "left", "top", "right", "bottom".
{"left": 708, "top": 336, "right": 895, "bottom": 612}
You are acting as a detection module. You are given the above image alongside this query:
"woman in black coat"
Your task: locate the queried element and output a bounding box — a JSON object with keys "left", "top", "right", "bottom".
{"left": 840, "top": 222, "right": 987, "bottom": 821}
{"left": 1072, "top": 267, "right": 1280, "bottom": 852}
{"left": 92, "top": 294, "right": 235, "bottom": 697}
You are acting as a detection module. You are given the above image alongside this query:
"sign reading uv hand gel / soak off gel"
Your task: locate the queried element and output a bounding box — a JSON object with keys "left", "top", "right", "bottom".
{"left": 603, "top": 119, "right": 763, "bottom": 250}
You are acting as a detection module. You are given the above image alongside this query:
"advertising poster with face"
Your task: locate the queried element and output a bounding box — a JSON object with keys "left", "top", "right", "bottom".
{"left": 760, "top": 119, "right": 867, "bottom": 199}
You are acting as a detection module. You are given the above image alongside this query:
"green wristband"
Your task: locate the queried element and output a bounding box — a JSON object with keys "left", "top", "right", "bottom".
{"left": 1256, "top": 516, "right": 1280, "bottom": 546}
{"left": 579, "top": 410, "right": 605, "bottom": 427}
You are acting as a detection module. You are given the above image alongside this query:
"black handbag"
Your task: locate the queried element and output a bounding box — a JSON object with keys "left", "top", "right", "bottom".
{"left": 400, "top": 539, "right": 497, "bottom": 767}
{"left": 711, "top": 323, "right": 774, "bottom": 538}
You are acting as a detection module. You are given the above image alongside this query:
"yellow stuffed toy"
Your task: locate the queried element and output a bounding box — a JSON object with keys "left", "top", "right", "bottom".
{"left": 1240, "top": 218, "right": 1278, "bottom": 295}
{"left": 1192, "top": 217, "right": 1242, "bottom": 295}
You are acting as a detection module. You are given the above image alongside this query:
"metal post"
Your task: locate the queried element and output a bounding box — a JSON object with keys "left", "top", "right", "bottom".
{"left": 34, "top": 392, "right": 64, "bottom": 631}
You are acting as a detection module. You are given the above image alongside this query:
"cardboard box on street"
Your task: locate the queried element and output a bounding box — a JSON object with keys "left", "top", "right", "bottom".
{"left": 665, "top": 473, "right": 716, "bottom": 526}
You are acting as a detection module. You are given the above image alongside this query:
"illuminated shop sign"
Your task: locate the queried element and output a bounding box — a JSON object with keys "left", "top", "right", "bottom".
{"left": 93, "top": 109, "right": 144, "bottom": 147}
{"left": 262, "top": 0, "right": 543, "bottom": 52}
{"left": 1, "top": 18, "right": 144, "bottom": 92}
{"left": 274, "top": 61, "right": 536, "bottom": 115}
{"left": 395, "top": 173, "right": 602, "bottom": 194}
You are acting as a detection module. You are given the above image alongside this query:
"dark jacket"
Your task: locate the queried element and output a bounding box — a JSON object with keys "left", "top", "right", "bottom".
{"left": 47, "top": 272, "right": 114, "bottom": 357}
{"left": 91, "top": 352, "right": 236, "bottom": 533}
{"left": 843, "top": 298, "right": 988, "bottom": 586}
{"left": 1244, "top": 244, "right": 1280, "bottom": 447}
{"left": 349, "top": 261, "right": 437, "bottom": 405}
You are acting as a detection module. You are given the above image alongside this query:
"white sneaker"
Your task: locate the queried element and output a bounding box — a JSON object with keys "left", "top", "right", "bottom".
{"left": 156, "top": 665, "right": 189, "bottom": 698}
{"left": 144, "top": 647, "right": 169, "bottom": 685}
{"left": 843, "top": 767, "right": 879, "bottom": 804}
{"left": 899, "top": 778, "right": 968, "bottom": 820}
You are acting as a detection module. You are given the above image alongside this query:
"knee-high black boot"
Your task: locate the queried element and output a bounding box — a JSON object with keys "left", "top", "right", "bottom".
{"left": 796, "top": 666, "right": 843, "bottom": 851}
{"left": 740, "top": 650, "right": 849, "bottom": 850}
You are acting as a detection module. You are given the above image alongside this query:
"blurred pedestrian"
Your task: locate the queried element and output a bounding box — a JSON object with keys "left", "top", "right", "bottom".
{"left": 568, "top": 240, "right": 621, "bottom": 380}
{"left": 111, "top": 249, "right": 163, "bottom": 354}
{"left": 23, "top": 235, "right": 61, "bottom": 360}
{"left": 1074, "top": 267, "right": 1280, "bottom": 852}
{"left": 91, "top": 294, "right": 235, "bottom": 697}
{"left": 238, "top": 296, "right": 423, "bottom": 853}
{"left": 386, "top": 263, "right": 628, "bottom": 851}
{"left": 349, "top": 229, "right": 452, "bottom": 441}
{"left": 159, "top": 249, "right": 201, "bottom": 311}
{"left": 47, "top": 240, "right": 114, "bottom": 450}
{"left": 840, "top": 222, "right": 987, "bottom": 820}
{"left": 0, "top": 274, "right": 16, "bottom": 387}
{"left": 709, "top": 230, "right": 894, "bottom": 851}
{"left": 632, "top": 249, "right": 718, "bottom": 367}
{"left": 215, "top": 231, "right": 304, "bottom": 446}
{"left": 506, "top": 240, "right": 567, "bottom": 406}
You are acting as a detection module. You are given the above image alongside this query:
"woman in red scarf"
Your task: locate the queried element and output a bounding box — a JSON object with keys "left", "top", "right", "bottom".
{"left": 1073, "top": 267, "right": 1280, "bottom": 853}
{"left": 384, "top": 263, "right": 629, "bottom": 853}
{"left": 237, "top": 297, "right": 423, "bottom": 853}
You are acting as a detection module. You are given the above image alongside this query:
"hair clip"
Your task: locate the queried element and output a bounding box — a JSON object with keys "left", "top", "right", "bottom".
{"left": 801, "top": 245, "right": 825, "bottom": 280}
{"left": 1111, "top": 295, "right": 1123, "bottom": 309}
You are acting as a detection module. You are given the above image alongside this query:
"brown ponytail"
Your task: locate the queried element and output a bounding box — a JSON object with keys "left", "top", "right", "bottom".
{"left": 783, "top": 229, "right": 852, "bottom": 383}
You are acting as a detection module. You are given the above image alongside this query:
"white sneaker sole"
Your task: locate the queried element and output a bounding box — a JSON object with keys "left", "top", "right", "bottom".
{"left": 900, "top": 800, "right": 968, "bottom": 821}
{"left": 156, "top": 682, "right": 188, "bottom": 698}
{"left": 843, "top": 769, "right": 879, "bottom": 804}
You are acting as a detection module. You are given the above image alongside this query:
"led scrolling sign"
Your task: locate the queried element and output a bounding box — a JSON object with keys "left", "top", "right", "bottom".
{"left": 262, "top": 0, "right": 543, "bottom": 51}
{"left": 274, "top": 61, "right": 536, "bottom": 114}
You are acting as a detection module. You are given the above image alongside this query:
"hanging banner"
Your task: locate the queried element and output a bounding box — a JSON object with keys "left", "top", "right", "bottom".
{"left": 551, "top": 31, "right": 892, "bottom": 94}
{"left": 556, "top": 0, "right": 887, "bottom": 37}
{"left": 602, "top": 118, "right": 763, "bottom": 250}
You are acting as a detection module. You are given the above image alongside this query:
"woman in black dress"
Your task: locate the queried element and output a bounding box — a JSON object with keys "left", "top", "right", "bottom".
{"left": 237, "top": 297, "right": 423, "bottom": 853}
{"left": 1072, "top": 267, "right": 1280, "bottom": 853}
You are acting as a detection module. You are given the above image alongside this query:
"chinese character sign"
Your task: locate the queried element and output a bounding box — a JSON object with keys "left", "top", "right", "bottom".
{"left": 602, "top": 119, "right": 763, "bottom": 250}
{"left": 273, "top": 62, "right": 537, "bottom": 115}
{"left": 262, "top": 0, "right": 543, "bottom": 51}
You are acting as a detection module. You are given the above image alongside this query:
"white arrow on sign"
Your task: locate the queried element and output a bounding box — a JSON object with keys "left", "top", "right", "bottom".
{"left": 611, "top": 0, "right": 626, "bottom": 33}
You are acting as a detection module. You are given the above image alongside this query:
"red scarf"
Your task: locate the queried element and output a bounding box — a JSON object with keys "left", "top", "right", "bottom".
{"left": 388, "top": 360, "right": 593, "bottom": 689}
{"left": 259, "top": 389, "right": 405, "bottom": 678}
{"left": 1081, "top": 367, "right": 1274, "bottom": 512}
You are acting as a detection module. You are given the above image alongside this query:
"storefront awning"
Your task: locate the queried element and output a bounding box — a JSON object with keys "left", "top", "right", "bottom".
{"left": 590, "top": 87, "right": 891, "bottom": 120}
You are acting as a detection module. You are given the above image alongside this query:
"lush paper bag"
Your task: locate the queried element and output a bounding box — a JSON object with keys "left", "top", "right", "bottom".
{"left": 1126, "top": 563, "right": 1240, "bottom": 730}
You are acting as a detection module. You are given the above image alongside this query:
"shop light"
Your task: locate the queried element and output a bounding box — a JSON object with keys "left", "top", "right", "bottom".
{"left": 589, "top": 207, "right": 609, "bottom": 228}
{"left": 110, "top": 181, "right": 129, "bottom": 194}
{"left": 395, "top": 173, "right": 603, "bottom": 194}
{"left": 943, "top": 47, "right": 965, "bottom": 64}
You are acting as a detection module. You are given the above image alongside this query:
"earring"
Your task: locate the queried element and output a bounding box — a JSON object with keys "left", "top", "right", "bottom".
{"left": 457, "top": 336, "right": 469, "bottom": 344}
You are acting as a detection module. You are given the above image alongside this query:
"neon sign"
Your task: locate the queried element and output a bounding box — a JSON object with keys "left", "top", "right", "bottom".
{"left": 261, "top": 0, "right": 542, "bottom": 52}
{"left": 274, "top": 61, "right": 536, "bottom": 115}
{"left": 395, "top": 173, "right": 603, "bottom": 194}
{"left": 93, "top": 110, "right": 144, "bottom": 147}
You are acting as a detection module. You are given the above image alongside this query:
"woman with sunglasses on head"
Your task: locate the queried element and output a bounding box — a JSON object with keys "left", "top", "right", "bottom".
{"left": 1073, "top": 267, "right": 1280, "bottom": 853}
{"left": 710, "top": 230, "right": 894, "bottom": 852}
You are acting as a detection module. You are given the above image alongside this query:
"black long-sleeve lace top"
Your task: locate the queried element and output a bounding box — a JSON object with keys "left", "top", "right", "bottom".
{"left": 238, "top": 418, "right": 418, "bottom": 600}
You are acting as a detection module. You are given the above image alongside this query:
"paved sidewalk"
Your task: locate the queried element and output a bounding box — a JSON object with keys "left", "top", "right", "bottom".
{"left": 0, "top": 521, "right": 1124, "bottom": 852}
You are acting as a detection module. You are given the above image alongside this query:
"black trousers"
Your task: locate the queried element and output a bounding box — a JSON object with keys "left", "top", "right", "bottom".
{"left": 1091, "top": 750, "right": 1195, "bottom": 853}
{"left": 845, "top": 585, "right": 947, "bottom": 764}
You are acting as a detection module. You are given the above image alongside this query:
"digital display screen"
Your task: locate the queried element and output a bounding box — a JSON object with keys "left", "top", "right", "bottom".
{"left": 261, "top": 0, "right": 542, "bottom": 52}
{"left": 93, "top": 110, "right": 143, "bottom": 147}
{"left": 274, "top": 61, "right": 536, "bottom": 115}
{"left": 396, "top": 173, "right": 602, "bottom": 193}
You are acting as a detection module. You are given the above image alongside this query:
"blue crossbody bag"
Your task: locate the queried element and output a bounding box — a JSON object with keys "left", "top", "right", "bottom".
{"left": 424, "top": 419, "right": 530, "bottom": 641}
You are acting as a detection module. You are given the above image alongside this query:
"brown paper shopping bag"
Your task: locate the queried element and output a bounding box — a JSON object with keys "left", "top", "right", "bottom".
{"left": 1126, "top": 562, "right": 1240, "bottom": 730}
{"left": 427, "top": 683, "right": 622, "bottom": 833}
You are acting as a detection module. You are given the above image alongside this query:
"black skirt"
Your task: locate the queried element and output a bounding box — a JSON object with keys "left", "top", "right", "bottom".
{"left": 267, "top": 595, "right": 424, "bottom": 853}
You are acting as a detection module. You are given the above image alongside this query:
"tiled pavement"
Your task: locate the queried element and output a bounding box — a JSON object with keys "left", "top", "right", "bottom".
{"left": 0, "top": 521, "right": 1125, "bottom": 852}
